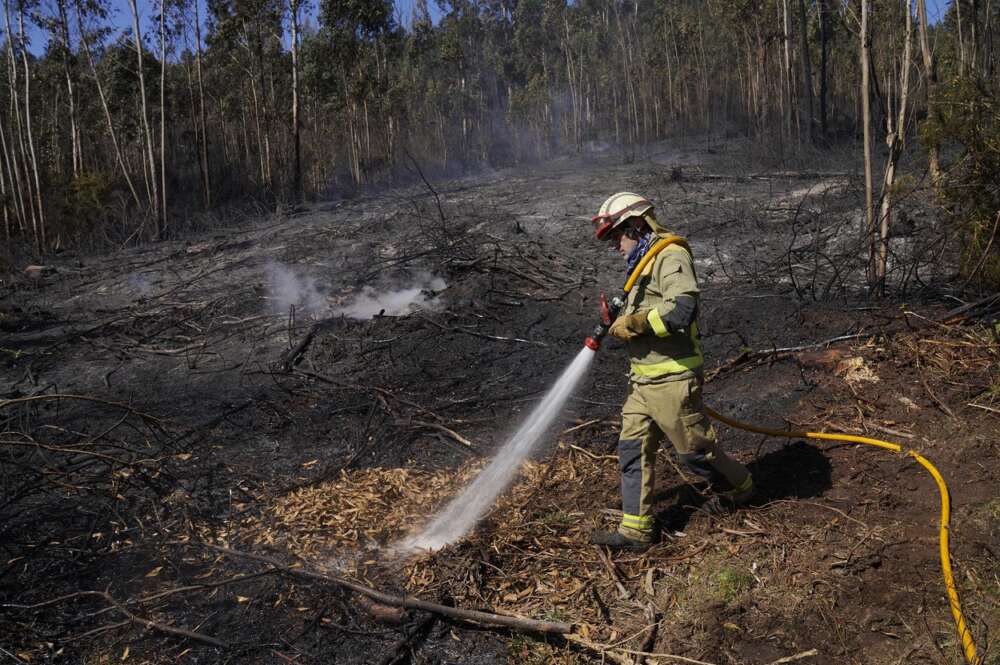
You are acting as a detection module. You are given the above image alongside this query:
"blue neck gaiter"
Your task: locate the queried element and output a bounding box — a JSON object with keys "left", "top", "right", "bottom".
{"left": 625, "top": 232, "right": 656, "bottom": 276}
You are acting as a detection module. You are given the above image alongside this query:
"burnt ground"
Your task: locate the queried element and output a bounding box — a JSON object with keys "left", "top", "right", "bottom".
{"left": 1, "top": 137, "right": 998, "bottom": 665}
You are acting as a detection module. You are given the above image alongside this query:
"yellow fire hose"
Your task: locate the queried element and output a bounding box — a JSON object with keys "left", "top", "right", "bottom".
{"left": 704, "top": 406, "right": 981, "bottom": 665}
{"left": 612, "top": 234, "right": 981, "bottom": 663}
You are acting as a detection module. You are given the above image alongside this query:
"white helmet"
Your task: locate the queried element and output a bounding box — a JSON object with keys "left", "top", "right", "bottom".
{"left": 592, "top": 192, "right": 653, "bottom": 240}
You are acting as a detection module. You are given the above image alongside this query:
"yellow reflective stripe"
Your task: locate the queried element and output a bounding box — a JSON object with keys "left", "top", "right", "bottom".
{"left": 620, "top": 513, "right": 654, "bottom": 529}
{"left": 647, "top": 309, "right": 669, "bottom": 337}
{"left": 631, "top": 354, "right": 704, "bottom": 377}
{"left": 722, "top": 474, "right": 753, "bottom": 496}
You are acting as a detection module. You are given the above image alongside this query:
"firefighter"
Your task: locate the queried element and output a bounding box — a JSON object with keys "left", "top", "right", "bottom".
{"left": 590, "top": 192, "right": 753, "bottom": 551}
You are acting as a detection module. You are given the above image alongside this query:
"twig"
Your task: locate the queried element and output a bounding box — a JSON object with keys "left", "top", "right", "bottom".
{"left": 377, "top": 613, "right": 436, "bottom": 665}
{"left": 415, "top": 314, "right": 546, "bottom": 346}
{"left": 595, "top": 546, "right": 631, "bottom": 600}
{"left": 764, "top": 648, "right": 820, "bottom": 664}
{"left": 4, "top": 590, "right": 227, "bottom": 648}
{"left": 281, "top": 322, "right": 320, "bottom": 372}
{"left": 961, "top": 210, "right": 1000, "bottom": 290}
{"left": 203, "top": 544, "right": 573, "bottom": 635}
{"left": 563, "top": 634, "right": 717, "bottom": 665}
{"left": 410, "top": 420, "right": 474, "bottom": 448}
{"left": 969, "top": 403, "right": 1000, "bottom": 415}
{"left": 569, "top": 444, "right": 617, "bottom": 461}
{"left": 940, "top": 291, "right": 1000, "bottom": 324}
{"left": 0, "top": 394, "right": 162, "bottom": 426}
{"left": 403, "top": 148, "right": 445, "bottom": 225}
{"left": 914, "top": 354, "right": 956, "bottom": 419}
{"left": 561, "top": 419, "right": 603, "bottom": 435}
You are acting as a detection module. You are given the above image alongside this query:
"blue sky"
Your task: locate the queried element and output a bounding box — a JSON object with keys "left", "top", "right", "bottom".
{"left": 24, "top": 0, "right": 951, "bottom": 55}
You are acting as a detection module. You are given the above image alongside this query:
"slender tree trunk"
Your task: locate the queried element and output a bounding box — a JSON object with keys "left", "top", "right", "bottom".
{"left": 861, "top": 0, "right": 876, "bottom": 288}
{"left": 818, "top": 0, "right": 828, "bottom": 137}
{"left": 159, "top": 0, "right": 168, "bottom": 234}
{"left": 0, "top": 117, "right": 13, "bottom": 238}
{"left": 2, "top": 5, "right": 28, "bottom": 238}
{"left": 16, "top": 0, "right": 44, "bottom": 251}
{"left": 957, "top": 0, "right": 967, "bottom": 75}
{"left": 127, "top": 0, "right": 162, "bottom": 238}
{"left": 877, "top": 0, "right": 914, "bottom": 290}
{"left": 917, "top": 0, "right": 942, "bottom": 186}
{"left": 193, "top": 0, "right": 211, "bottom": 207}
{"left": 797, "top": 0, "right": 814, "bottom": 143}
{"left": 75, "top": 0, "right": 142, "bottom": 209}
{"left": 56, "top": 0, "right": 81, "bottom": 178}
{"left": 782, "top": 0, "right": 794, "bottom": 141}
{"left": 290, "top": 0, "right": 302, "bottom": 201}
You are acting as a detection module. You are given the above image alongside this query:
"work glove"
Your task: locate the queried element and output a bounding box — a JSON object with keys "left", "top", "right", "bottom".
{"left": 609, "top": 309, "right": 651, "bottom": 341}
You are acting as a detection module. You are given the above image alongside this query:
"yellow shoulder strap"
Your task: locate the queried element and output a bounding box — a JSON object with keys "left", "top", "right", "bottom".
{"left": 623, "top": 234, "right": 690, "bottom": 294}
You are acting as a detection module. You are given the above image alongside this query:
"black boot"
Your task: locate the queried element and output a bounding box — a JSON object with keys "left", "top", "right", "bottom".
{"left": 589, "top": 530, "right": 654, "bottom": 552}
{"left": 700, "top": 476, "right": 755, "bottom": 515}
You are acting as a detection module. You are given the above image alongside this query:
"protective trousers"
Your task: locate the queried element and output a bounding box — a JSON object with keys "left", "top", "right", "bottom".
{"left": 617, "top": 376, "right": 751, "bottom": 541}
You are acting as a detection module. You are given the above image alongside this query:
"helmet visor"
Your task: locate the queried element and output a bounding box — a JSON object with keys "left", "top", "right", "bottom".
{"left": 592, "top": 199, "right": 652, "bottom": 240}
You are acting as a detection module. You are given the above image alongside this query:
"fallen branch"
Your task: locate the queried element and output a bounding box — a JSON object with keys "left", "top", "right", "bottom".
{"left": 377, "top": 612, "right": 436, "bottom": 665}
{"left": 281, "top": 321, "right": 327, "bottom": 372}
{"left": 415, "top": 314, "right": 547, "bottom": 346}
{"left": 940, "top": 291, "right": 1000, "bottom": 324}
{"left": 204, "top": 544, "right": 573, "bottom": 635}
{"left": 563, "top": 634, "right": 717, "bottom": 665}
{"left": 0, "top": 394, "right": 162, "bottom": 427}
{"left": 764, "top": 648, "right": 820, "bottom": 664}
{"left": 969, "top": 403, "right": 1000, "bottom": 416}
{"left": 4, "top": 590, "right": 227, "bottom": 648}
{"left": 961, "top": 210, "right": 1000, "bottom": 291}
{"left": 915, "top": 353, "right": 956, "bottom": 419}
{"left": 410, "top": 420, "right": 474, "bottom": 448}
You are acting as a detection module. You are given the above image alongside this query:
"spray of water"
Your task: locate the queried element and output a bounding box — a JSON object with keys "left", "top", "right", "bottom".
{"left": 400, "top": 347, "right": 596, "bottom": 552}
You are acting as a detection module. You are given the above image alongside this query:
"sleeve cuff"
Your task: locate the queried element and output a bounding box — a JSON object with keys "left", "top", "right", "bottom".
{"left": 647, "top": 308, "right": 670, "bottom": 337}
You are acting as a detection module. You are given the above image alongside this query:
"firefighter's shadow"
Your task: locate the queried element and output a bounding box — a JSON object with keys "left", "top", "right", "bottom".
{"left": 652, "top": 441, "right": 833, "bottom": 533}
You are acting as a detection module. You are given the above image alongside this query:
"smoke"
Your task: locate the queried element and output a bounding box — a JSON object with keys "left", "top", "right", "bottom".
{"left": 264, "top": 261, "right": 327, "bottom": 315}
{"left": 334, "top": 274, "right": 446, "bottom": 319}
{"left": 127, "top": 272, "right": 154, "bottom": 297}
{"left": 263, "top": 261, "right": 446, "bottom": 320}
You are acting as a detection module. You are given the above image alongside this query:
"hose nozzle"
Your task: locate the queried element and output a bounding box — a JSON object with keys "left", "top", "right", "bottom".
{"left": 583, "top": 292, "right": 625, "bottom": 351}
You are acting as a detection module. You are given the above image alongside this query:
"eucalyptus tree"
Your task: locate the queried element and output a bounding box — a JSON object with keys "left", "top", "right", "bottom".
{"left": 126, "top": 0, "right": 161, "bottom": 237}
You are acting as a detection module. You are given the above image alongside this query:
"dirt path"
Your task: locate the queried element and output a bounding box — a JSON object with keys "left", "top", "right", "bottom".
{"left": 1, "top": 138, "right": 997, "bottom": 665}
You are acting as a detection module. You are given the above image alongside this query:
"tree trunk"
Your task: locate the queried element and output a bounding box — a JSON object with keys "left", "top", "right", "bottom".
{"left": 290, "top": 0, "right": 302, "bottom": 201}
{"left": 797, "top": 0, "right": 814, "bottom": 144}
{"left": 127, "top": 0, "right": 162, "bottom": 238}
{"left": 159, "top": 0, "right": 168, "bottom": 235}
{"left": 0, "top": 116, "right": 14, "bottom": 239}
{"left": 917, "top": 0, "right": 942, "bottom": 186}
{"left": 75, "top": 0, "right": 142, "bottom": 209}
{"left": 193, "top": 0, "right": 211, "bottom": 208}
{"left": 860, "top": 0, "right": 876, "bottom": 289}
{"left": 877, "top": 0, "right": 914, "bottom": 290}
{"left": 818, "top": 0, "right": 828, "bottom": 137}
{"left": 16, "top": 0, "right": 45, "bottom": 251}
{"left": 782, "top": 0, "right": 794, "bottom": 141}
{"left": 956, "top": 0, "right": 967, "bottom": 75}
{"left": 2, "top": 4, "right": 29, "bottom": 239}
{"left": 55, "top": 0, "right": 81, "bottom": 178}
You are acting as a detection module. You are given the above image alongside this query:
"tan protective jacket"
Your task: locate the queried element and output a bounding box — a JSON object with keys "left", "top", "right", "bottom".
{"left": 622, "top": 221, "right": 704, "bottom": 383}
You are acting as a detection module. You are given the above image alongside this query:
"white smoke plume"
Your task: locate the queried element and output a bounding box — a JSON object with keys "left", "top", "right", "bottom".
{"left": 127, "top": 272, "right": 154, "bottom": 297}
{"left": 263, "top": 262, "right": 447, "bottom": 320}
{"left": 264, "top": 261, "right": 327, "bottom": 315}
{"left": 335, "top": 274, "right": 446, "bottom": 319}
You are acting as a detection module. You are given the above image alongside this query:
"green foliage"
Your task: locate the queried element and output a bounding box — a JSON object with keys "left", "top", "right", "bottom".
{"left": 714, "top": 567, "right": 754, "bottom": 603}
{"left": 57, "top": 173, "right": 114, "bottom": 242}
{"left": 929, "top": 76, "right": 1000, "bottom": 287}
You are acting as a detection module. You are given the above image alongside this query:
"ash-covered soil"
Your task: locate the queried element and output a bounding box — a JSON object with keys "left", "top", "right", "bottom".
{"left": 1, "top": 138, "right": 997, "bottom": 665}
